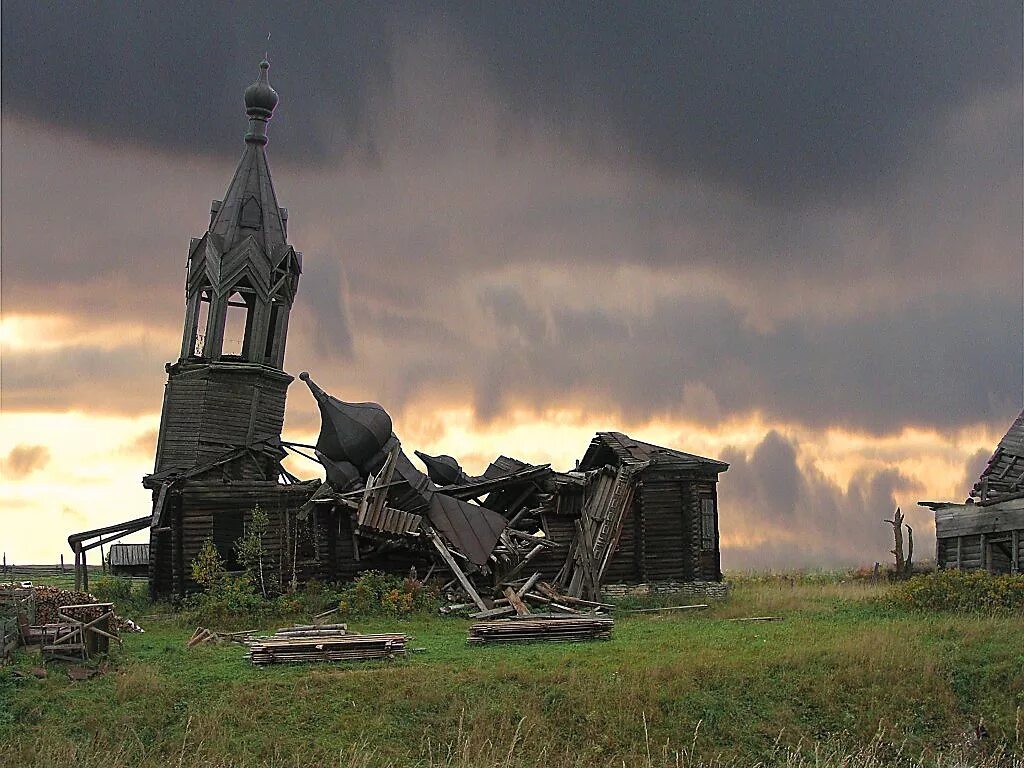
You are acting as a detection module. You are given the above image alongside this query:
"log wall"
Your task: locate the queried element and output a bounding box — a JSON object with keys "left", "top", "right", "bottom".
{"left": 153, "top": 362, "right": 292, "bottom": 477}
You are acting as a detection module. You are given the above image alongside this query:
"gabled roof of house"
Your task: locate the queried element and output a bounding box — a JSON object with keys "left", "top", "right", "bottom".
{"left": 579, "top": 431, "right": 729, "bottom": 473}
{"left": 972, "top": 408, "right": 1024, "bottom": 501}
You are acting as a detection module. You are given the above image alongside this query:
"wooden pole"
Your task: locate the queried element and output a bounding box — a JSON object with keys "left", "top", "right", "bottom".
{"left": 74, "top": 546, "right": 81, "bottom": 591}
{"left": 82, "top": 548, "right": 89, "bottom": 593}
{"left": 428, "top": 531, "right": 487, "bottom": 612}
{"left": 100, "top": 543, "right": 107, "bottom": 574}
{"left": 61, "top": 554, "right": 65, "bottom": 573}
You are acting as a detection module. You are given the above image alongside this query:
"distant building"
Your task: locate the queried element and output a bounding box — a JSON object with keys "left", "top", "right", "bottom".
{"left": 920, "top": 409, "right": 1024, "bottom": 574}
{"left": 107, "top": 544, "right": 149, "bottom": 576}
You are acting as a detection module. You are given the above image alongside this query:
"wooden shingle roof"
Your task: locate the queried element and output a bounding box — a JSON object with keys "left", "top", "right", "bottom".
{"left": 107, "top": 543, "right": 149, "bottom": 567}
{"left": 579, "top": 431, "right": 729, "bottom": 473}
{"left": 972, "top": 408, "right": 1024, "bottom": 501}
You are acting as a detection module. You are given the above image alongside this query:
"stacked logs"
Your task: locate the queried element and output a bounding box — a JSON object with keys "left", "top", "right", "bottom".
{"left": 468, "top": 615, "right": 613, "bottom": 645}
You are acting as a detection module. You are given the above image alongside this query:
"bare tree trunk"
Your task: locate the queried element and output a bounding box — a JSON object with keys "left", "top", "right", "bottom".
{"left": 884, "top": 507, "right": 906, "bottom": 577}
{"left": 258, "top": 550, "right": 266, "bottom": 598}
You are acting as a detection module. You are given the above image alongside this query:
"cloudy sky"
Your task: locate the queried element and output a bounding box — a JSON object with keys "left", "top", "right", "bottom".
{"left": 2, "top": 1, "right": 1022, "bottom": 568}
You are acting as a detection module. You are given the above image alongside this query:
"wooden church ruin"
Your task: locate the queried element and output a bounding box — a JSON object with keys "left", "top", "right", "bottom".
{"left": 68, "top": 61, "right": 730, "bottom": 608}
{"left": 920, "top": 408, "right": 1024, "bottom": 575}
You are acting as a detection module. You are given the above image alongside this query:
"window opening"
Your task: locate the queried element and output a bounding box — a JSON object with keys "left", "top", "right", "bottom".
{"left": 223, "top": 290, "right": 251, "bottom": 357}
{"left": 192, "top": 290, "right": 211, "bottom": 357}
{"left": 264, "top": 300, "right": 281, "bottom": 362}
{"left": 700, "top": 497, "right": 716, "bottom": 550}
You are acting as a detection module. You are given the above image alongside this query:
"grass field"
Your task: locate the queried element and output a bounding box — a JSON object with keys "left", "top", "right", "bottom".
{"left": 2, "top": 577, "right": 1021, "bottom": 767}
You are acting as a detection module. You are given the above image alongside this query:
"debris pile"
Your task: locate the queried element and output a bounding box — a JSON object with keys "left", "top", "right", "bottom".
{"left": 468, "top": 615, "right": 614, "bottom": 645}
{"left": 32, "top": 587, "right": 105, "bottom": 625}
{"left": 280, "top": 374, "right": 721, "bottom": 621}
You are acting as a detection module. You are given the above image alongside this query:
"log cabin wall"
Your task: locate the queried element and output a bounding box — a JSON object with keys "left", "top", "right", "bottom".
{"left": 637, "top": 472, "right": 688, "bottom": 581}
{"left": 602, "top": 501, "right": 641, "bottom": 583}
{"left": 930, "top": 497, "right": 1024, "bottom": 574}
{"left": 632, "top": 469, "right": 720, "bottom": 583}
{"left": 150, "top": 478, "right": 436, "bottom": 598}
{"left": 694, "top": 473, "right": 722, "bottom": 581}
{"left": 153, "top": 362, "right": 292, "bottom": 479}
{"left": 151, "top": 480, "right": 320, "bottom": 598}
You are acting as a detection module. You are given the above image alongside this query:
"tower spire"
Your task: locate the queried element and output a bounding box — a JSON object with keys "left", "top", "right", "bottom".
{"left": 175, "top": 57, "right": 301, "bottom": 368}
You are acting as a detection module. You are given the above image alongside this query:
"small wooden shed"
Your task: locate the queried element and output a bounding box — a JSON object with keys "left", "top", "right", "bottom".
{"left": 107, "top": 544, "right": 149, "bottom": 576}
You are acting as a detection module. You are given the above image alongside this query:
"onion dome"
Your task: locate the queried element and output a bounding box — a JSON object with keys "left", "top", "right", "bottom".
{"left": 414, "top": 451, "right": 467, "bottom": 486}
{"left": 299, "top": 372, "right": 393, "bottom": 471}
{"left": 244, "top": 59, "right": 279, "bottom": 118}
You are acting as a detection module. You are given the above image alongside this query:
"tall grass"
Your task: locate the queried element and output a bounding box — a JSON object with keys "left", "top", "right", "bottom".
{"left": 4, "top": 715, "right": 1019, "bottom": 767}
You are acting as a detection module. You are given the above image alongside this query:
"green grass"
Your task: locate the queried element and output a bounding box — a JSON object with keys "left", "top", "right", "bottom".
{"left": 1, "top": 579, "right": 1021, "bottom": 767}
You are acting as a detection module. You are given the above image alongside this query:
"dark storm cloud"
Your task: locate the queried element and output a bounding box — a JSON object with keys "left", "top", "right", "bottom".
{"left": 719, "top": 431, "right": 923, "bottom": 568}
{"left": 3, "top": 1, "right": 1019, "bottom": 204}
{"left": 461, "top": 288, "right": 1021, "bottom": 433}
{"left": 959, "top": 448, "right": 994, "bottom": 499}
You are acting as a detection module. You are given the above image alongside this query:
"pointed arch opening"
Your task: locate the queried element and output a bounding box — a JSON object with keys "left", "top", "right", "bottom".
{"left": 191, "top": 290, "right": 212, "bottom": 358}
{"left": 223, "top": 290, "right": 253, "bottom": 358}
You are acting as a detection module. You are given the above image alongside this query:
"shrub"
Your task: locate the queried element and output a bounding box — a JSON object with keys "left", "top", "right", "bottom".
{"left": 337, "top": 570, "right": 439, "bottom": 618}
{"left": 91, "top": 576, "right": 136, "bottom": 602}
{"left": 274, "top": 579, "right": 343, "bottom": 616}
{"left": 91, "top": 576, "right": 150, "bottom": 614}
{"left": 184, "top": 538, "right": 267, "bottom": 626}
{"left": 235, "top": 505, "right": 276, "bottom": 598}
{"left": 191, "top": 539, "right": 226, "bottom": 590}
{"left": 181, "top": 575, "right": 267, "bottom": 627}
{"left": 891, "top": 569, "right": 1024, "bottom": 612}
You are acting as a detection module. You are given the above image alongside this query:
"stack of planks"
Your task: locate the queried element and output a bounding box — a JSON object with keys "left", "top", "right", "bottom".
{"left": 468, "top": 615, "right": 613, "bottom": 645}
{"left": 246, "top": 626, "right": 407, "bottom": 665}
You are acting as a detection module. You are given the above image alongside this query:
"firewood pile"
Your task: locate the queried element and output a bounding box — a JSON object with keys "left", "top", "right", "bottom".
{"left": 468, "top": 615, "right": 614, "bottom": 645}
{"left": 245, "top": 624, "right": 408, "bottom": 665}
{"left": 0, "top": 584, "right": 91, "bottom": 625}
{"left": 0, "top": 583, "right": 140, "bottom": 633}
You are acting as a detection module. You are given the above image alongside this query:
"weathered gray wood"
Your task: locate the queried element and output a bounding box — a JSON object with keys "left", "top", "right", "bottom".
{"left": 429, "top": 532, "right": 487, "bottom": 612}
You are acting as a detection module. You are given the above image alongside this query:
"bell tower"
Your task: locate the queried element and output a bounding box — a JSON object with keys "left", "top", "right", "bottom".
{"left": 151, "top": 60, "right": 302, "bottom": 479}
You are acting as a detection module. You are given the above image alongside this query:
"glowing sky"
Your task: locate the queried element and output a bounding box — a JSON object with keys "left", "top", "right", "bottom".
{"left": 1, "top": 3, "right": 1021, "bottom": 567}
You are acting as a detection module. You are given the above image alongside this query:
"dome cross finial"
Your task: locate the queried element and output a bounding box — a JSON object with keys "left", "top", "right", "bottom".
{"left": 244, "top": 58, "right": 279, "bottom": 145}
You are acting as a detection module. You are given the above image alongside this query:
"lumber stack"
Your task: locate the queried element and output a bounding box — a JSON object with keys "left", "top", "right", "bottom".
{"left": 247, "top": 631, "right": 408, "bottom": 665}
{"left": 468, "top": 615, "right": 613, "bottom": 645}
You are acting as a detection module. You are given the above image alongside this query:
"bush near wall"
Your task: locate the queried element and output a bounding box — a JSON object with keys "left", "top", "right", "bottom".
{"left": 891, "top": 570, "right": 1024, "bottom": 612}
{"left": 336, "top": 570, "right": 438, "bottom": 618}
